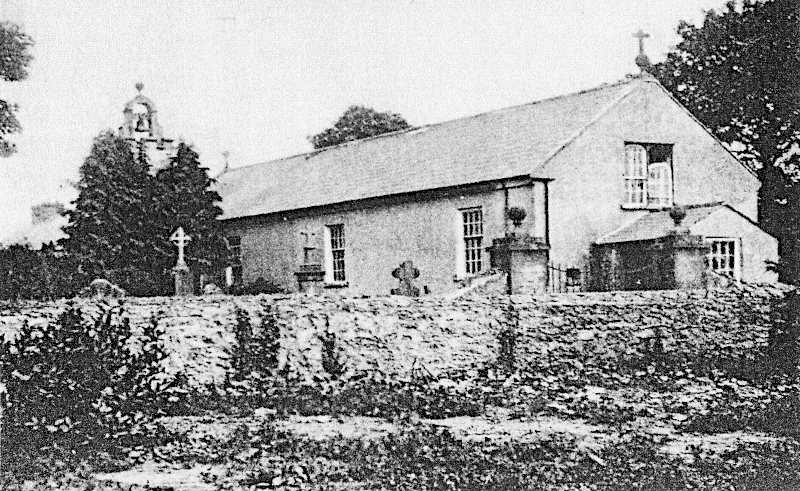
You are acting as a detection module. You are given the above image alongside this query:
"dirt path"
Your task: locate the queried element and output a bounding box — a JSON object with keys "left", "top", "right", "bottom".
{"left": 94, "top": 411, "right": 782, "bottom": 489}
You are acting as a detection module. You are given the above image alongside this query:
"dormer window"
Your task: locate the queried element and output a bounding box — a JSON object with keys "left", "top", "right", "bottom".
{"left": 623, "top": 143, "right": 673, "bottom": 209}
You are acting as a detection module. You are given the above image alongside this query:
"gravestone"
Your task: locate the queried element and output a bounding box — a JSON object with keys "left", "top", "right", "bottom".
{"left": 170, "top": 227, "right": 194, "bottom": 296}
{"left": 391, "top": 260, "right": 420, "bottom": 296}
{"left": 80, "top": 278, "right": 126, "bottom": 298}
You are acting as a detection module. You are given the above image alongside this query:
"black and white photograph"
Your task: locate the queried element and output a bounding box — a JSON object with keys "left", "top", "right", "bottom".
{"left": 0, "top": 0, "right": 799, "bottom": 489}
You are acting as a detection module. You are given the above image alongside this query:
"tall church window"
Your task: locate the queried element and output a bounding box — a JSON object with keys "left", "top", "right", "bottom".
{"left": 462, "top": 208, "right": 484, "bottom": 275}
{"left": 624, "top": 143, "right": 673, "bottom": 208}
{"left": 226, "top": 235, "right": 242, "bottom": 286}
{"left": 325, "top": 224, "right": 346, "bottom": 283}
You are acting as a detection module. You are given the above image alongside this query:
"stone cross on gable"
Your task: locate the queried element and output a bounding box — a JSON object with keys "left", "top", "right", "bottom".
{"left": 170, "top": 227, "right": 192, "bottom": 267}
{"left": 391, "top": 260, "right": 420, "bottom": 296}
{"left": 633, "top": 29, "right": 649, "bottom": 55}
{"left": 633, "top": 29, "right": 652, "bottom": 71}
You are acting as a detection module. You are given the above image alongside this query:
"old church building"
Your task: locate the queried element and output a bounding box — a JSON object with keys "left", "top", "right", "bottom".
{"left": 216, "top": 68, "right": 778, "bottom": 295}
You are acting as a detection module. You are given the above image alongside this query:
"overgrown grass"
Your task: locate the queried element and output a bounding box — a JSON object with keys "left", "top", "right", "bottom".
{"left": 142, "top": 418, "right": 800, "bottom": 490}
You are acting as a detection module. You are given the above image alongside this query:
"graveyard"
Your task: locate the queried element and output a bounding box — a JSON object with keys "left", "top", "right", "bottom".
{"left": 1, "top": 1, "right": 798, "bottom": 489}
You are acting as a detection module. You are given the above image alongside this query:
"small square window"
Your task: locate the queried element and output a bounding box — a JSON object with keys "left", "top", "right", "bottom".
{"left": 706, "top": 238, "right": 740, "bottom": 280}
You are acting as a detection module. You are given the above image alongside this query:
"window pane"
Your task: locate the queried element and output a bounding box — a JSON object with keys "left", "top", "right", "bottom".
{"left": 625, "top": 179, "right": 646, "bottom": 205}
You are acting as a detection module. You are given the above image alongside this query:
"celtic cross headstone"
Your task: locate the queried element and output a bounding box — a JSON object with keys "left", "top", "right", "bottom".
{"left": 391, "top": 260, "right": 420, "bottom": 296}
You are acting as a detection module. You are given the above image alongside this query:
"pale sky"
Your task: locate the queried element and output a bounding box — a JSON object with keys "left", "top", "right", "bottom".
{"left": 0, "top": 0, "right": 727, "bottom": 242}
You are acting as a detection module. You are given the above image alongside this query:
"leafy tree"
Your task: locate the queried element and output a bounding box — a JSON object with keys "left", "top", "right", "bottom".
{"left": 0, "top": 22, "right": 33, "bottom": 157}
{"left": 649, "top": 0, "right": 800, "bottom": 282}
{"left": 155, "top": 142, "right": 229, "bottom": 280}
{"left": 310, "top": 105, "right": 410, "bottom": 149}
{"left": 61, "top": 131, "right": 171, "bottom": 295}
{"left": 0, "top": 243, "right": 78, "bottom": 299}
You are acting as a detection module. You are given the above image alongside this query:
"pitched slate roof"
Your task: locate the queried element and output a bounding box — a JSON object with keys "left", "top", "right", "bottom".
{"left": 217, "top": 79, "right": 638, "bottom": 220}
{"left": 595, "top": 203, "right": 729, "bottom": 244}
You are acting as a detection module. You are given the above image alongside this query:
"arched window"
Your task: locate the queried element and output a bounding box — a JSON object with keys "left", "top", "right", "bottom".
{"left": 624, "top": 144, "right": 647, "bottom": 206}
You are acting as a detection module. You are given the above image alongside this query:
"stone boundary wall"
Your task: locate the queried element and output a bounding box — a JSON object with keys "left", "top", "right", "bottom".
{"left": 0, "top": 286, "right": 788, "bottom": 386}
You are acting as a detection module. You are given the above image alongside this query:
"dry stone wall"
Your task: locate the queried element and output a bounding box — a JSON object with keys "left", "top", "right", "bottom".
{"left": 0, "top": 285, "right": 788, "bottom": 387}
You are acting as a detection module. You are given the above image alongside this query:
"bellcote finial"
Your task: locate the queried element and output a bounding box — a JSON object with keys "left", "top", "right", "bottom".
{"left": 632, "top": 29, "right": 651, "bottom": 71}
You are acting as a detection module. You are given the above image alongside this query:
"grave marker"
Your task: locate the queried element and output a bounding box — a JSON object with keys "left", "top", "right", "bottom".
{"left": 391, "top": 260, "right": 420, "bottom": 296}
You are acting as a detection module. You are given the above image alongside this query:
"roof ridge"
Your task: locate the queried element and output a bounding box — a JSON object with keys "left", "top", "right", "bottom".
{"left": 222, "top": 78, "right": 637, "bottom": 175}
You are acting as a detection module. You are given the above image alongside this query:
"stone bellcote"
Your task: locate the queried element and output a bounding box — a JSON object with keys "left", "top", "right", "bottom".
{"left": 119, "top": 83, "right": 175, "bottom": 172}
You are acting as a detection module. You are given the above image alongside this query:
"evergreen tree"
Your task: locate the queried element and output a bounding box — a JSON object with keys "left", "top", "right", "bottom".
{"left": 155, "top": 142, "right": 228, "bottom": 282}
{"left": 649, "top": 0, "right": 800, "bottom": 282}
{"left": 61, "top": 131, "right": 171, "bottom": 295}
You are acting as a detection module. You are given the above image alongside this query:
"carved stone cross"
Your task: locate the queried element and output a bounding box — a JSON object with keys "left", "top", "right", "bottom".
{"left": 170, "top": 227, "right": 192, "bottom": 267}
{"left": 632, "top": 29, "right": 649, "bottom": 55}
{"left": 391, "top": 260, "right": 420, "bottom": 296}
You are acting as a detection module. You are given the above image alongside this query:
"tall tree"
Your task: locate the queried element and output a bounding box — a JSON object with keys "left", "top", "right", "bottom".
{"left": 61, "top": 131, "right": 170, "bottom": 295}
{"left": 310, "top": 105, "right": 410, "bottom": 149}
{"left": 0, "top": 22, "right": 34, "bottom": 157}
{"left": 155, "top": 142, "right": 229, "bottom": 281}
{"left": 649, "top": 0, "right": 800, "bottom": 281}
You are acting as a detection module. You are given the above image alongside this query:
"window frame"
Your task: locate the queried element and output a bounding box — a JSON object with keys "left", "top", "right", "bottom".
{"left": 624, "top": 144, "right": 648, "bottom": 207}
{"left": 324, "top": 224, "right": 346, "bottom": 284}
{"left": 623, "top": 142, "right": 674, "bottom": 210}
{"left": 705, "top": 237, "right": 741, "bottom": 281}
{"left": 457, "top": 207, "right": 484, "bottom": 278}
{"left": 647, "top": 161, "right": 673, "bottom": 208}
{"left": 225, "top": 235, "right": 243, "bottom": 286}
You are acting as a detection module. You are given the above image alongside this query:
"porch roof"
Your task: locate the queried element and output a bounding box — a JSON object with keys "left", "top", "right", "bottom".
{"left": 595, "top": 203, "right": 729, "bottom": 244}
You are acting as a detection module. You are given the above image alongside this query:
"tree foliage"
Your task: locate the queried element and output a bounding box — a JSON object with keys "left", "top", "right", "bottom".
{"left": 309, "top": 105, "right": 410, "bottom": 149}
{"left": 0, "top": 22, "right": 33, "bottom": 157}
{"left": 0, "top": 303, "right": 172, "bottom": 466}
{"left": 58, "top": 133, "right": 229, "bottom": 296}
{"left": 155, "top": 142, "right": 229, "bottom": 277}
{"left": 649, "top": 0, "right": 800, "bottom": 281}
{"left": 0, "top": 243, "right": 79, "bottom": 299}
{"left": 61, "top": 131, "right": 171, "bottom": 296}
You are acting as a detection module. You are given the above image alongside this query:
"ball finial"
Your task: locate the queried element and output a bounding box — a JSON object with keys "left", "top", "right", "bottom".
{"left": 635, "top": 53, "right": 651, "bottom": 70}
{"left": 135, "top": 82, "right": 144, "bottom": 93}
{"left": 669, "top": 205, "right": 687, "bottom": 227}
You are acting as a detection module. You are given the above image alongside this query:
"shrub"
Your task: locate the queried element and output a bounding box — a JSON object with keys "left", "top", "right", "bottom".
{"left": 0, "top": 244, "right": 81, "bottom": 300}
{"left": 687, "top": 393, "right": 800, "bottom": 437}
{"left": 254, "top": 371, "right": 484, "bottom": 419}
{"left": 319, "top": 320, "right": 345, "bottom": 379}
{"left": 0, "top": 301, "right": 174, "bottom": 468}
{"left": 767, "top": 288, "right": 800, "bottom": 375}
{"left": 497, "top": 302, "right": 518, "bottom": 374}
{"left": 230, "top": 306, "right": 281, "bottom": 380}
